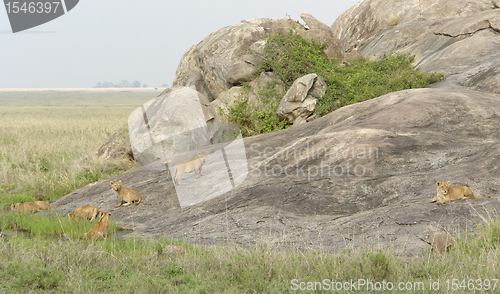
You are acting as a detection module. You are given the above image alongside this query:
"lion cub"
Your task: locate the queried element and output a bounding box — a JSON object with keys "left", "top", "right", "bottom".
{"left": 68, "top": 205, "right": 111, "bottom": 221}
{"left": 11, "top": 202, "right": 40, "bottom": 213}
{"left": 33, "top": 201, "right": 59, "bottom": 211}
{"left": 430, "top": 181, "right": 487, "bottom": 204}
{"left": 110, "top": 180, "right": 142, "bottom": 207}
{"left": 173, "top": 152, "right": 209, "bottom": 185}
{"left": 11, "top": 201, "right": 59, "bottom": 212}
{"left": 84, "top": 212, "right": 111, "bottom": 241}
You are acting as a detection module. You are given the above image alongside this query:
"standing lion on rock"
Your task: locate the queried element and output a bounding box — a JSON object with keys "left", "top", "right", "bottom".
{"left": 173, "top": 151, "right": 209, "bottom": 185}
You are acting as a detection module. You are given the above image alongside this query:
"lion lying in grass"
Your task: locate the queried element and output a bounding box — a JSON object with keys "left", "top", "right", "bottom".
{"left": 68, "top": 205, "right": 111, "bottom": 221}
{"left": 33, "top": 201, "right": 60, "bottom": 211}
{"left": 430, "top": 181, "right": 487, "bottom": 204}
{"left": 11, "top": 201, "right": 60, "bottom": 212}
{"left": 11, "top": 202, "right": 40, "bottom": 212}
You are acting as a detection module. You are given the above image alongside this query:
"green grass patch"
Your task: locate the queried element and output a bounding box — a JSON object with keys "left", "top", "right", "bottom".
{"left": 0, "top": 219, "right": 499, "bottom": 293}
{"left": 0, "top": 210, "right": 116, "bottom": 239}
{"left": 0, "top": 193, "right": 37, "bottom": 209}
{"left": 224, "top": 30, "right": 445, "bottom": 137}
{"left": 0, "top": 103, "right": 140, "bottom": 202}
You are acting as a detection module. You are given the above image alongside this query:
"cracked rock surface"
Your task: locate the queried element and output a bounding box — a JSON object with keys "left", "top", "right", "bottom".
{"left": 50, "top": 2, "right": 500, "bottom": 256}
{"left": 53, "top": 88, "right": 500, "bottom": 256}
{"left": 333, "top": 1, "right": 500, "bottom": 95}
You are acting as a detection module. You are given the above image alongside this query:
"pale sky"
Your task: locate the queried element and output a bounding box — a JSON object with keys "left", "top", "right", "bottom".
{"left": 0, "top": 0, "right": 359, "bottom": 88}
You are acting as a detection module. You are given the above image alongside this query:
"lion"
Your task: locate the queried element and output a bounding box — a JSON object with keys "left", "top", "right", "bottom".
{"left": 68, "top": 205, "right": 112, "bottom": 221}
{"left": 11, "top": 202, "right": 41, "bottom": 213}
{"left": 430, "top": 181, "right": 487, "bottom": 204}
{"left": 110, "top": 180, "right": 142, "bottom": 207}
{"left": 173, "top": 151, "right": 209, "bottom": 185}
{"left": 33, "top": 201, "right": 60, "bottom": 211}
{"left": 428, "top": 232, "right": 456, "bottom": 254}
{"left": 84, "top": 212, "right": 111, "bottom": 241}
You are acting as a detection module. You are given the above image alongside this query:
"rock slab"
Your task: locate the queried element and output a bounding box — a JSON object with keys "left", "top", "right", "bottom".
{"left": 54, "top": 88, "right": 500, "bottom": 256}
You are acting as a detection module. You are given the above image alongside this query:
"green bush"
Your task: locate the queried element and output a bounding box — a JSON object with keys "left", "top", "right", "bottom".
{"left": 223, "top": 82, "right": 288, "bottom": 137}
{"left": 224, "top": 30, "right": 445, "bottom": 137}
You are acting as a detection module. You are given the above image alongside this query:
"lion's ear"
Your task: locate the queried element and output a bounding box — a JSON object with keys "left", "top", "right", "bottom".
{"left": 436, "top": 181, "right": 441, "bottom": 186}
{"left": 110, "top": 181, "right": 113, "bottom": 185}
{"left": 446, "top": 181, "right": 451, "bottom": 185}
{"left": 118, "top": 180, "right": 122, "bottom": 184}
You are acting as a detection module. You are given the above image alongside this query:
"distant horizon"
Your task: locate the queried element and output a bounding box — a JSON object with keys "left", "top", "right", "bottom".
{"left": 1, "top": 0, "right": 359, "bottom": 88}
{"left": 0, "top": 87, "right": 165, "bottom": 91}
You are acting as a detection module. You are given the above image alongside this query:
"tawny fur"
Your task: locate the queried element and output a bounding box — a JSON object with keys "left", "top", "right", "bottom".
{"left": 68, "top": 205, "right": 111, "bottom": 221}
{"left": 11, "top": 202, "right": 41, "bottom": 213}
{"left": 110, "top": 180, "right": 142, "bottom": 207}
{"left": 173, "top": 152, "right": 209, "bottom": 185}
{"left": 84, "top": 212, "right": 111, "bottom": 241}
{"left": 430, "top": 181, "right": 487, "bottom": 204}
{"left": 429, "top": 232, "right": 456, "bottom": 254}
{"left": 33, "top": 201, "right": 59, "bottom": 211}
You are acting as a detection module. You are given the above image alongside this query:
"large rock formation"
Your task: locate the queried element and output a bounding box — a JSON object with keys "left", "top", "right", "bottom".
{"left": 54, "top": 88, "right": 500, "bottom": 256}
{"left": 52, "top": 4, "right": 500, "bottom": 256}
{"left": 331, "top": 0, "right": 495, "bottom": 50}
{"left": 172, "top": 15, "right": 343, "bottom": 103}
{"left": 332, "top": 0, "right": 500, "bottom": 95}
{"left": 128, "top": 87, "right": 221, "bottom": 166}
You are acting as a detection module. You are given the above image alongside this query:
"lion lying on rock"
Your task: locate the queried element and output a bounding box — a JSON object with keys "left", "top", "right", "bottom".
{"left": 430, "top": 181, "right": 487, "bottom": 204}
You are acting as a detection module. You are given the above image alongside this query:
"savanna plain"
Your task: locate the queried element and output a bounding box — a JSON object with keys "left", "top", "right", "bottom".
{"left": 0, "top": 90, "right": 499, "bottom": 293}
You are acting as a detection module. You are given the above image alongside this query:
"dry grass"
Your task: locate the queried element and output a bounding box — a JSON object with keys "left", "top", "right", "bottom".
{"left": 386, "top": 13, "right": 401, "bottom": 26}
{"left": 0, "top": 90, "right": 157, "bottom": 201}
{"left": 0, "top": 90, "right": 499, "bottom": 293}
{"left": 0, "top": 226, "right": 499, "bottom": 293}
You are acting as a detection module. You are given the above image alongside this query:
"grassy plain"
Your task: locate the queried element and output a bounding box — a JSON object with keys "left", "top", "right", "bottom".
{"left": 0, "top": 90, "right": 157, "bottom": 202}
{"left": 0, "top": 91, "right": 499, "bottom": 293}
{"left": 0, "top": 218, "right": 499, "bottom": 293}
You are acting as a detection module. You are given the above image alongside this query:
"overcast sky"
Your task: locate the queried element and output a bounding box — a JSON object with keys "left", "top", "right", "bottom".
{"left": 0, "top": 0, "right": 359, "bottom": 88}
